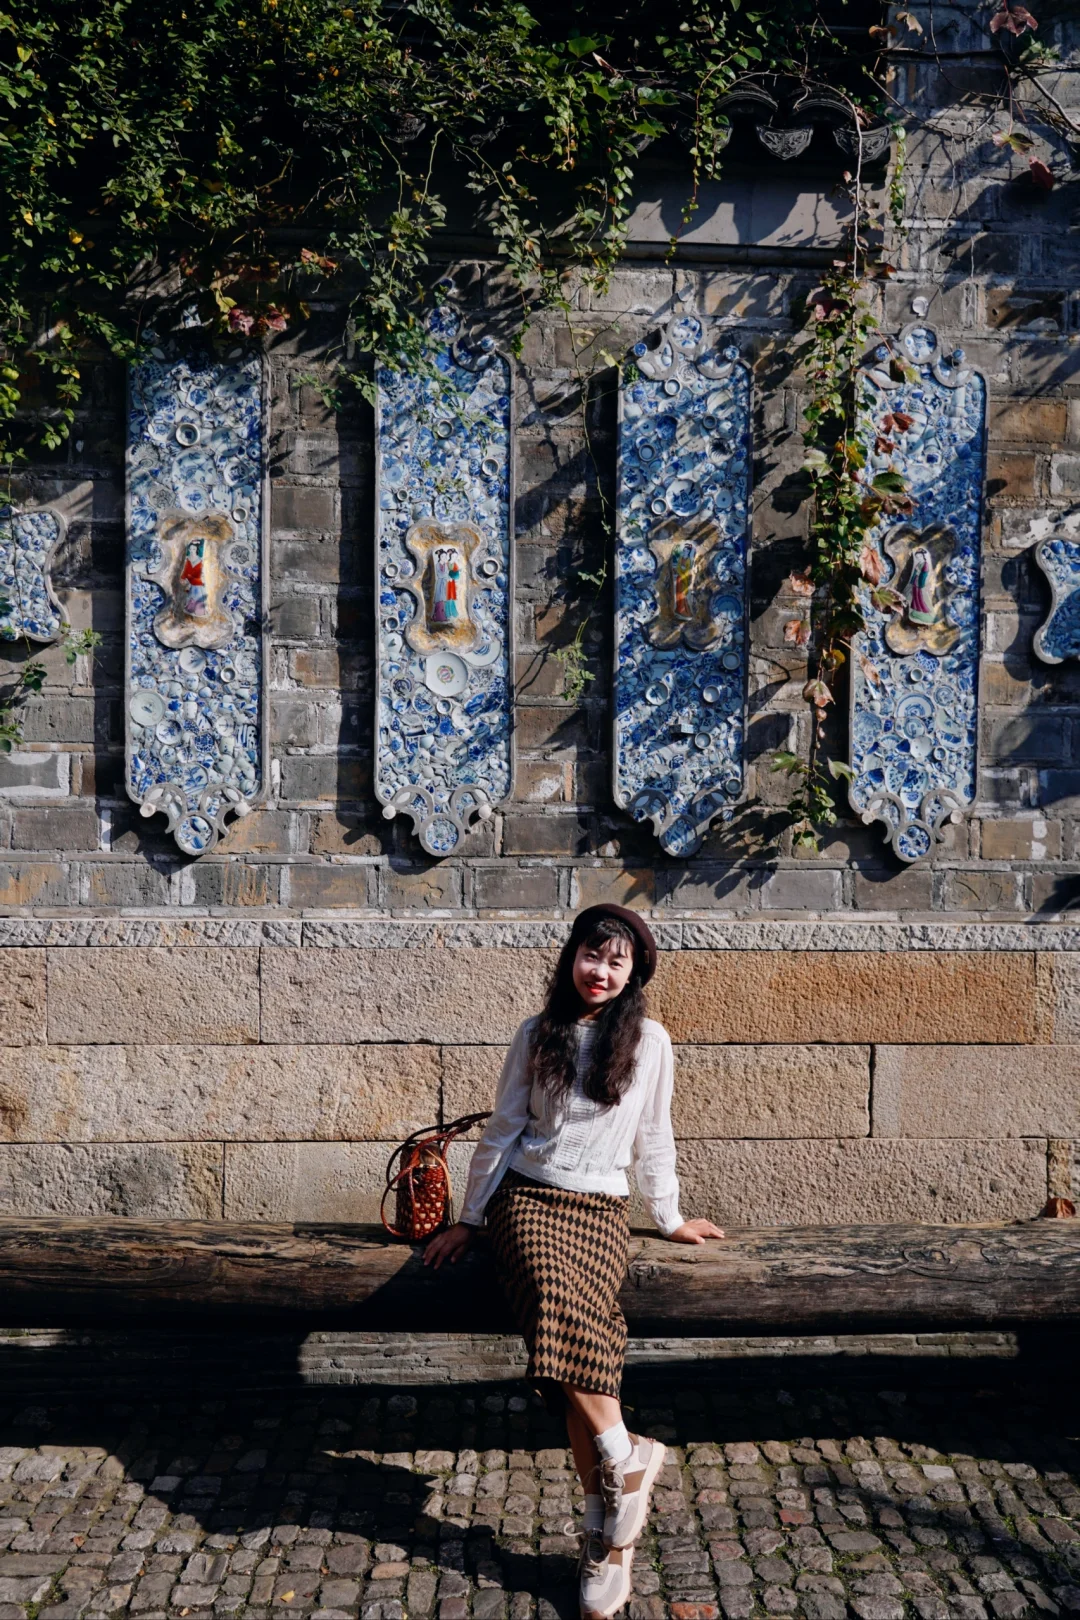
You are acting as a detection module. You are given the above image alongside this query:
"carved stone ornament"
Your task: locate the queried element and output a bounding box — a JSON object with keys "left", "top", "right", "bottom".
{"left": 614, "top": 292, "right": 753, "bottom": 857}
{"left": 1033, "top": 509, "right": 1080, "bottom": 664}
{"left": 713, "top": 78, "right": 892, "bottom": 165}
{"left": 0, "top": 505, "right": 67, "bottom": 643}
{"left": 126, "top": 339, "right": 267, "bottom": 856}
{"left": 848, "top": 323, "right": 987, "bottom": 863}
{"left": 375, "top": 291, "right": 513, "bottom": 856}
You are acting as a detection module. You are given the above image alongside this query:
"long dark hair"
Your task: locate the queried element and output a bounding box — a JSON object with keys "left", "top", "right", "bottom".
{"left": 528, "top": 916, "right": 647, "bottom": 1106}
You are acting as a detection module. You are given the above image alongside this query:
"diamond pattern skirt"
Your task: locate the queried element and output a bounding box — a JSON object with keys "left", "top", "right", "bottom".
{"left": 486, "top": 1170, "right": 630, "bottom": 1398}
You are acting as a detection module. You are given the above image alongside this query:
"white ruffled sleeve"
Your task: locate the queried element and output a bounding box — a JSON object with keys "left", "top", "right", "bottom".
{"left": 632, "top": 1026, "right": 685, "bottom": 1236}
{"left": 457, "top": 1018, "right": 534, "bottom": 1227}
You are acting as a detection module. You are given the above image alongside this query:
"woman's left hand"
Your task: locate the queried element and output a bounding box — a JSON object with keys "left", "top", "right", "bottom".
{"left": 668, "top": 1218, "right": 725, "bottom": 1245}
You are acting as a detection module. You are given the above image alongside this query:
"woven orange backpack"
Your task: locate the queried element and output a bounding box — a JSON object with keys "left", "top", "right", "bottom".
{"left": 380, "top": 1113, "right": 492, "bottom": 1241}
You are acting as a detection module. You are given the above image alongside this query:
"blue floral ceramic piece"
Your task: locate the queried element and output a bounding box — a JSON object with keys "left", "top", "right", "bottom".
{"left": 375, "top": 293, "right": 513, "bottom": 856}
{"left": 1033, "top": 520, "right": 1080, "bottom": 664}
{"left": 614, "top": 293, "right": 752, "bottom": 856}
{"left": 0, "top": 506, "right": 66, "bottom": 643}
{"left": 849, "top": 323, "right": 986, "bottom": 862}
{"left": 126, "top": 340, "right": 266, "bottom": 856}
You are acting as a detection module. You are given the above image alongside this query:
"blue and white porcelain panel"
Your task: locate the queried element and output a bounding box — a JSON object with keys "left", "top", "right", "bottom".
{"left": 1034, "top": 511, "right": 1080, "bottom": 664}
{"left": 126, "top": 342, "right": 266, "bottom": 856}
{"left": 0, "top": 506, "right": 66, "bottom": 643}
{"left": 614, "top": 297, "right": 752, "bottom": 856}
{"left": 375, "top": 301, "right": 513, "bottom": 856}
{"left": 849, "top": 323, "right": 986, "bottom": 862}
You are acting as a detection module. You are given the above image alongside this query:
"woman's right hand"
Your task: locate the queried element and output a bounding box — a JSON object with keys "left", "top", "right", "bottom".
{"left": 423, "top": 1221, "right": 474, "bottom": 1269}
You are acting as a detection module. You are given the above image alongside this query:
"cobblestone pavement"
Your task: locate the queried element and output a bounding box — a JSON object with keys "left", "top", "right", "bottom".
{"left": 2, "top": 1360, "right": 1079, "bottom": 1620}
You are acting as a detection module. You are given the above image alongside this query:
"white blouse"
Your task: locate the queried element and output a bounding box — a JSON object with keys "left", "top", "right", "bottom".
{"left": 458, "top": 1015, "right": 686, "bottom": 1236}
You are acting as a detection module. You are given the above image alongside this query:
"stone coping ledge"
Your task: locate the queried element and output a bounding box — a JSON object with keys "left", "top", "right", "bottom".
{"left": 0, "top": 915, "right": 1079, "bottom": 949}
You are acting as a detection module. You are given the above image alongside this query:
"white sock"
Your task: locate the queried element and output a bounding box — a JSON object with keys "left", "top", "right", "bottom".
{"left": 595, "top": 1421, "right": 633, "bottom": 1464}
{"left": 584, "top": 1493, "right": 604, "bottom": 1531}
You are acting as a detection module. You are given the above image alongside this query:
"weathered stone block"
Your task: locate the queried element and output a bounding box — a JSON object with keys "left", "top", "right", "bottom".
{"left": 217, "top": 812, "right": 296, "bottom": 856}
{"left": 671, "top": 1045, "right": 870, "bottom": 1140}
{"left": 271, "top": 697, "right": 320, "bottom": 750}
{"left": 272, "top": 593, "right": 322, "bottom": 640}
{"left": 1052, "top": 955, "right": 1080, "bottom": 1042}
{"left": 502, "top": 814, "right": 592, "bottom": 856}
{"left": 311, "top": 813, "right": 386, "bottom": 856}
{"left": 985, "top": 453, "right": 1036, "bottom": 501}
{"left": 671, "top": 1138, "right": 1046, "bottom": 1228}
{"left": 656, "top": 868, "right": 757, "bottom": 912}
{"left": 571, "top": 868, "right": 655, "bottom": 910}
{"left": 0, "top": 1142, "right": 222, "bottom": 1217}
{"left": 190, "top": 862, "right": 272, "bottom": 909}
{"left": 17, "top": 697, "right": 95, "bottom": 743}
{"left": 980, "top": 818, "right": 1061, "bottom": 861}
{"left": 512, "top": 762, "right": 571, "bottom": 804}
{"left": 0, "top": 1042, "right": 441, "bottom": 1142}
{"left": 988, "top": 400, "right": 1068, "bottom": 443}
{"left": 1051, "top": 456, "right": 1080, "bottom": 498}
{"left": 0, "top": 951, "right": 46, "bottom": 1045}
{"left": 48, "top": 948, "right": 260, "bottom": 1044}
{"left": 0, "top": 861, "right": 71, "bottom": 908}
{"left": 85, "top": 861, "right": 173, "bottom": 909}
{"left": 223, "top": 1139, "right": 473, "bottom": 1222}
{"left": 942, "top": 870, "right": 1022, "bottom": 912}
{"left": 759, "top": 869, "right": 842, "bottom": 913}
{"left": 441, "top": 1045, "right": 507, "bottom": 1124}
{"left": 279, "top": 754, "right": 368, "bottom": 804}
{"left": 473, "top": 867, "right": 559, "bottom": 912}
{"left": 384, "top": 864, "right": 463, "bottom": 913}
{"left": 260, "top": 948, "right": 553, "bottom": 1044}
{"left": 648, "top": 952, "right": 1039, "bottom": 1044}
{"left": 986, "top": 713, "right": 1067, "bottom": 765}
{"left": 0, "top": 750, "right": 70, "bottom": 796}
{"left": 271, "top": 485, "right": 335, "bottom": 531}
{"left": 1031, "top": 872, "right": 1080, "bottom": 915}
{"left": 10, "top": 807, "right": 99, "bottom": 850}
{"left": 286, "top": 863, "right": 376, "bottom": 910}
{"left": 851, "top": 865, "right": 934, "bottom": 913}
{"left": 872, "top": 1045, "right": 1080, "bottom": 1139}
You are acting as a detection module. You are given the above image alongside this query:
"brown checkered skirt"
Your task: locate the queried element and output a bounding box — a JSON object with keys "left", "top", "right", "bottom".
{"left": 486, "top": 1170, "right": 630, "bottom": 1398}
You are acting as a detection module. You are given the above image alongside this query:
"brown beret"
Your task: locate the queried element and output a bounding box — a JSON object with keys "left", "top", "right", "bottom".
{"left": 567, "top": 904, "right": 658, "bottom": 985}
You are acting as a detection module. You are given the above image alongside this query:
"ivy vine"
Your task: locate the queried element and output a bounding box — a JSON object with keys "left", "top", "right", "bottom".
{"left": 0, "top": 0, "right": 876, "bottom": 459}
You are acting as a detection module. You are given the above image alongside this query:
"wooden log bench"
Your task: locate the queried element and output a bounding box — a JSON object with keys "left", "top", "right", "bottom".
{"left": 0, "top": 1218, "right": 1079, "bottom": 1335}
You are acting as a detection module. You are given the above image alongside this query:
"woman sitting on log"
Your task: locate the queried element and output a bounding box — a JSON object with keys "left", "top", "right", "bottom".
{"left": 424, "top": 903, "right": 724, "bottom": 1619}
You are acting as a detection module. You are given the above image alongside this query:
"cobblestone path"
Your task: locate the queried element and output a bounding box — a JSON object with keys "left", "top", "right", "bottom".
{"left": 1, "top": 1361, "right": 1079, "bottom": 1620}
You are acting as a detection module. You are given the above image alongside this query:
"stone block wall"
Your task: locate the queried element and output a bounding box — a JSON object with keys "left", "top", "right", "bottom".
{"left": 0, "top": 923, "right": 1075, "bottom": 1226}
{"left": 0, "top": 5, "right": 1077, "bottom": 1226}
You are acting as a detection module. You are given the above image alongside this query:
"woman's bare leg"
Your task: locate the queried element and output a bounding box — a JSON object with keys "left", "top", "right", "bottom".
{"left": 562, "top": 1385, "right": 623, "bottom": 1441}
{"left": 563, "top": 1385, "right": 624, "bottom": 1491}
{"left": 565, "top": 1402, "right": 602, "bottom": 1492}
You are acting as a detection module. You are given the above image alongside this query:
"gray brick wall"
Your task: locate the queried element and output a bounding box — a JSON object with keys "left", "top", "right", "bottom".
{"left": 0, "top": 7, "right": 1078, "bottom": 920}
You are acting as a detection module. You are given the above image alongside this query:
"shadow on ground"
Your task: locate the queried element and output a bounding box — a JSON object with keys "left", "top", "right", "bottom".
{"left": 1, "top": 1332, "right": 1079, "bottom": 1620}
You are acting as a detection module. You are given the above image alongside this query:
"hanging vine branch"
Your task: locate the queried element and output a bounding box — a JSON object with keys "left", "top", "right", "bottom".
{"left": 0, "top": 0, "right": 880, "bottom": 466}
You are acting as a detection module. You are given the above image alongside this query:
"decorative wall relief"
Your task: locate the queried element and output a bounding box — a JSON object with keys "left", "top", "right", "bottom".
{"left": 0, "top": 505, "right": 66, "bottom": 643}
{"left": 614, "top": 296, "right": 753, "bottom": 856}
{"left": 126, "top": 341, "right": 266, "bottom": 855}
{"left": 375, "top": 299, "right": 513, "bottom": 856}
{"left": 1033, "top": 511, "right": 1080, "bottom": 664}
{"left": 849, "top": 323, "right": 986, "bottom": 862}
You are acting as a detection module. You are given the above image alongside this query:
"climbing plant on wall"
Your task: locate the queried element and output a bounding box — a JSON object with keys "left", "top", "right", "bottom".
{"left": 0, "top": 0, "right": 882, "bottom": 461}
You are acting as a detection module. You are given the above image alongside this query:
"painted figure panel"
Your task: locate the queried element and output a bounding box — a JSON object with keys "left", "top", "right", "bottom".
{"left": 849, "top": 324, "right": 986, "bottom": 863}
{"left": 375, "top": 294, "right": 512, "bottom": 856}
{"left": 126, "top": 341, "right": 266, "bottom": 856}
{"left": 615, "top": 293, "right": 752, "bottom": 857}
